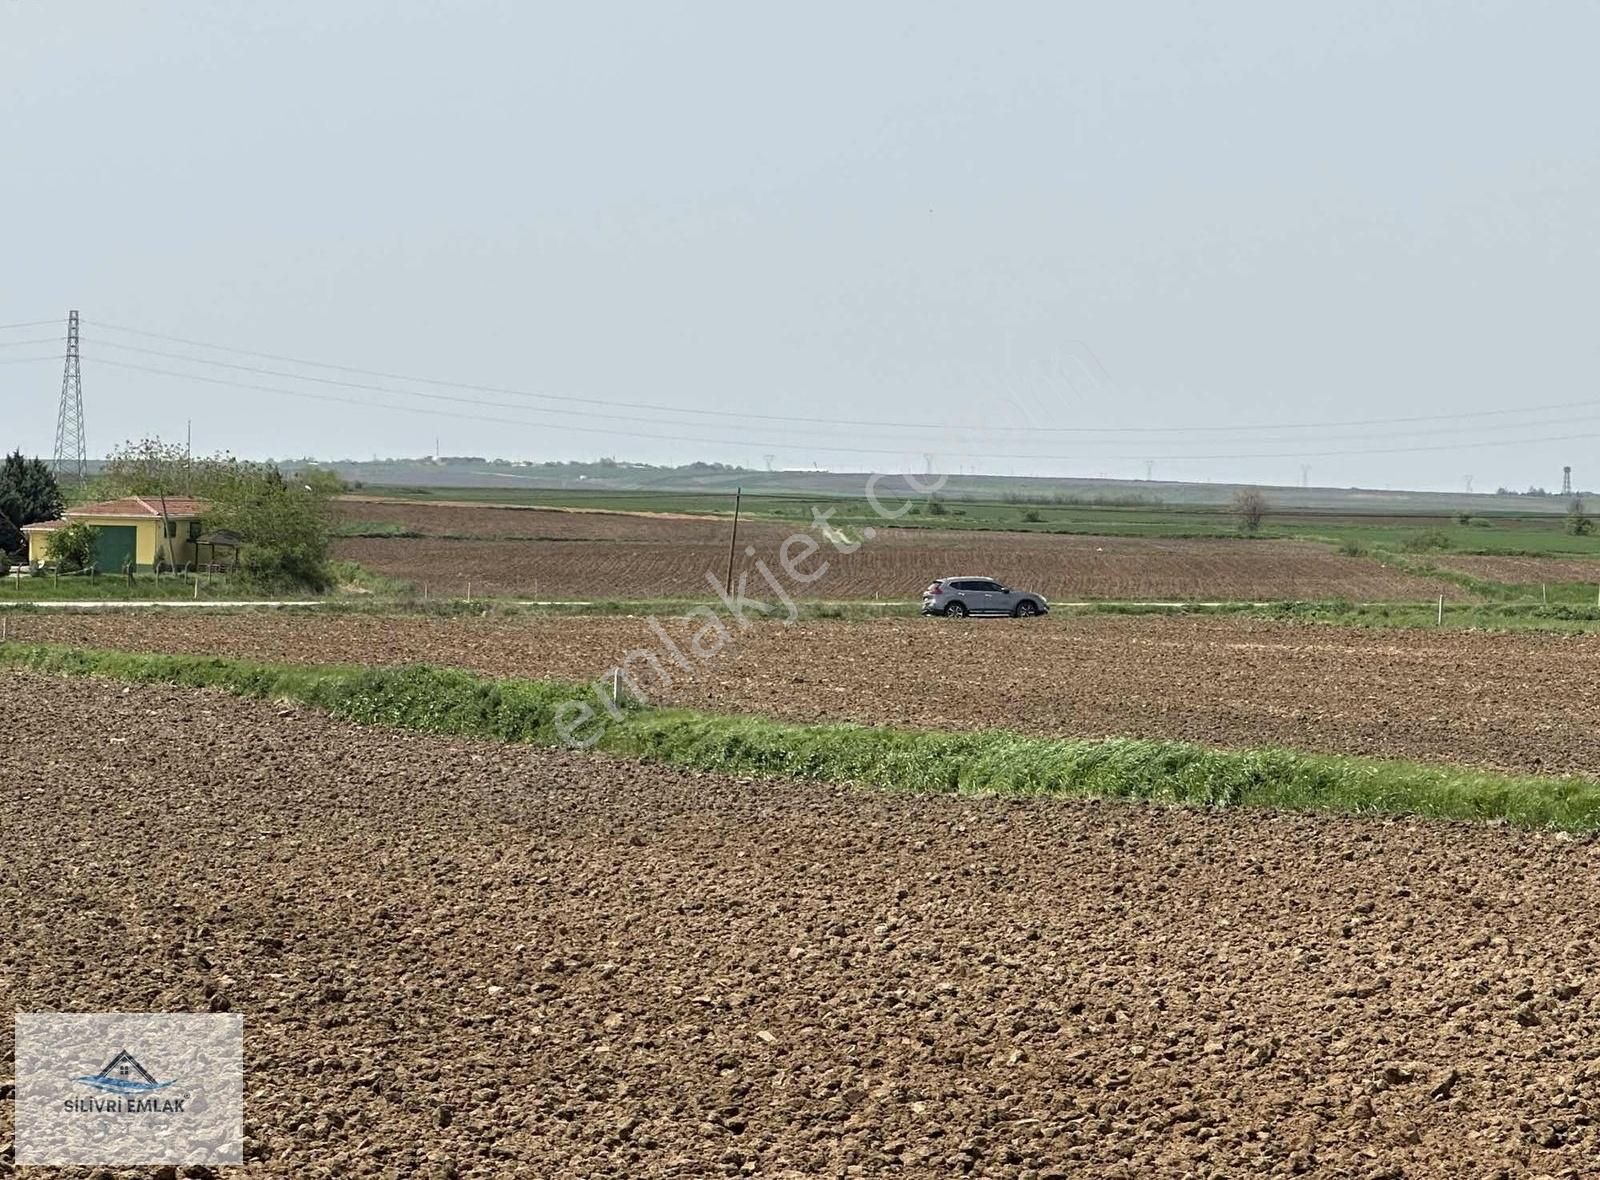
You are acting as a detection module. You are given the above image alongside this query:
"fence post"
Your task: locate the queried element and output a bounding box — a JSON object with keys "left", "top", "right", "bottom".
{"left": 1437, "top": 593, "right": 1444, "bottom": 626}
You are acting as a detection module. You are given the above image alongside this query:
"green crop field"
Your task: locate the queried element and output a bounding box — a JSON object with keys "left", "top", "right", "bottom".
{"left": 356, "top": 483, "right": 1600, "bottom": 557}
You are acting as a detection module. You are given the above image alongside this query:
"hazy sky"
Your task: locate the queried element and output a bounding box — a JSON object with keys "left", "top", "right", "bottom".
{"left": 4, "top": 1, "right": 1597, "bottom": 489}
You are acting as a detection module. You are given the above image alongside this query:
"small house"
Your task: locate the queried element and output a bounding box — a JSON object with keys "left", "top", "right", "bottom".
{"left": 22, "top": 497, "right": 210, "bottom": 571}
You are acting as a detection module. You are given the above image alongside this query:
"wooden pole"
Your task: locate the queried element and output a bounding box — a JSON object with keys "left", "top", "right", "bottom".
{"left": 724, "top": 486, "right": 743, "bottom": 594}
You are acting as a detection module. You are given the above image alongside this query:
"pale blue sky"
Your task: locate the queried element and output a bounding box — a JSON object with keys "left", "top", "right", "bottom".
{"left": 3, "top": 1, "right": 1597, "bottom": 489}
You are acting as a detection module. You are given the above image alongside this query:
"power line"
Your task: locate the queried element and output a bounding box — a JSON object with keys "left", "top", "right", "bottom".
{"left": 0, "top": 354, "right": 62, "bottom": 365}
{"left": 0, "top": 318, "right": 61, "bottom": 333}
{"left": 84, "top": 317, "right": 1600, "bottom": 438}
{"left": 0, "top": 336, "right": 64, "bottom": 348}
{"left": 90, "top": 355, "right": 1600, "bottom": 464}
{"left": 91, "top": 357, "right": 936, "bottom": 458}
{"left": 85, "top": 337, "right": 950, "bottom": 446}
{"left": 81, "top": 333, "right": 1600, "bottom": 450}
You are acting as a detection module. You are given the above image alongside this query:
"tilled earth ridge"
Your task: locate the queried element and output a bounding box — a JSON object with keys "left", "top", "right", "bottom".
{"left": 4, "top": 673, "right": 1600, "bottom": 1179}
{"left": 12, "top": 612, "right": 1600, "bottom": 777}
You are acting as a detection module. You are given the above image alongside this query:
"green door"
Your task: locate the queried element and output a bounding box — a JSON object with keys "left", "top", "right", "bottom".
{"left": 93, "top": 525, "right": 138, "bottom": 572}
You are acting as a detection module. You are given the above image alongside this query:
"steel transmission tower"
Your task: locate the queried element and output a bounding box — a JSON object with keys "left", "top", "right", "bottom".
{"left": 52, "top": 309, "right": 87, "bottom": 481}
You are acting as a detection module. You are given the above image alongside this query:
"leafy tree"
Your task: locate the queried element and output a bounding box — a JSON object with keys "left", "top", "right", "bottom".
{"left": 205, "top": 465, "right": 337, "bottom": 590}
{"left": 1568, "top": 496, "right": 1594, "bottom": 536}
{"left": 101, "top": 437, "right": 199, "bottom": 497}
{"left": 1232, "top": 488, "right": 1268, "bottom": 534}
{"left": 47, "top": 521, "right": 99, "bottom": 572}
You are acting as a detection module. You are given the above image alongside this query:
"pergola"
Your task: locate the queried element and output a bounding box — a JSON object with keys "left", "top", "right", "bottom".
{"left": 195, "top": 529, "right": 244, "bottom": 572}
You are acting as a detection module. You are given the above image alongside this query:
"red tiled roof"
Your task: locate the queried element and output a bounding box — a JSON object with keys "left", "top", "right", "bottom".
{"left": 20, "top": 519, "right": 64, "bottom": 532}
{"left": 63, "top": 496, "right": 209, "bottom": 519}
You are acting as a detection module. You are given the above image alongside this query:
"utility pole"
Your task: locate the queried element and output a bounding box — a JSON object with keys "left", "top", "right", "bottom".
{"left": 52, "top": 309, "right": 86, "bottom": 482}
{"left": 1301, "top": 464, "right": 1311, "bottom": 488}
{"left": 1144, "top": 460, "right": 1153, "bottom": 482}
{"left": 723, "top": 486, "right": 742, "bottom": 594}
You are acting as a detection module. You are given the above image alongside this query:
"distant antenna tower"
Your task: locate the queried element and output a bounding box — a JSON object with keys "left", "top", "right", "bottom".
{"left": 52, "top": 309, "right": 87, "bottom": 481}
{"left": 1300, "top": 464, "right": 1311, "bottom": 488}
{"left": 1464, "top": 475, "right": 1474, "bottom": 493}
{"left": 1562, "top": 466, "right": 1573, "bottom": 496}
{"left": 1144, "top": 460, "right": 1153, "bottom": 482}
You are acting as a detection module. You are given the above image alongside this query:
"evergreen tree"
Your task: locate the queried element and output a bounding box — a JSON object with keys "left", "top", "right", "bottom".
{"left": 0, "top": 451, "right": 63, "bottom": 557}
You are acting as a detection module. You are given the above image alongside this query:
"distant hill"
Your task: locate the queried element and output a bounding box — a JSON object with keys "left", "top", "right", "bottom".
{"left": 300, "top": 456, "right": 1581, "bottom": 516}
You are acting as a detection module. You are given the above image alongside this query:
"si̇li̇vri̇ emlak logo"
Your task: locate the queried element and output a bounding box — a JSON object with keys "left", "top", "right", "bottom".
{"left": 67, "top": 1049, "right": 186, "bottom": 1113}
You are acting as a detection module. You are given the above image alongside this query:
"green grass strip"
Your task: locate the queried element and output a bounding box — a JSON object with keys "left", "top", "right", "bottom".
{"left": 5, "top": 642, "right": 1599, "bottom": 831}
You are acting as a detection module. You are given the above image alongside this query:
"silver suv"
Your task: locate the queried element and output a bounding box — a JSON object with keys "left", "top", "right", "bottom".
{"left": 922, "top": 576, "right": 1049, "bottom": 618}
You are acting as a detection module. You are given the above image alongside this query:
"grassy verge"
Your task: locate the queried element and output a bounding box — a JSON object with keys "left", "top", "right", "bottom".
{"left": 0, "top": 572, "right": 264, "bottom": 601}
{"left": 5, "top": 642, "right": 1600, "bottom": 830}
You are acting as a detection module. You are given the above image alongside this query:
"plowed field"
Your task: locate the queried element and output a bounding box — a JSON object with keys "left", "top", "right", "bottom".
{"left": 331, "top": 503, "right": 1451, "bottom": 602}
{"left": 1434, "top": 554, "right": 1600, "bottom": 585}
{"left": 16, "top": 612, "right": 1596, "bottom": 776}
{"left": 6, "top": 673, "right": 1600, "bottom": 1177}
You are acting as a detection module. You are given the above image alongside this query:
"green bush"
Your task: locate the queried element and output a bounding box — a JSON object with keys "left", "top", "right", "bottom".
{"left": 1337, "top": 540, "right": 1366, "bottom": 557}
{"left": 47, "top": 521, "right": 99, "bottom": 572}
{"left": 1567, "top": 497, "right": 1593, "bottom": 537}
{"left": 1022, "top": 510, "right": 1043, "bottom": 523}
{"left": 1400, "top": 529, "right": 1452, "bottom": 553}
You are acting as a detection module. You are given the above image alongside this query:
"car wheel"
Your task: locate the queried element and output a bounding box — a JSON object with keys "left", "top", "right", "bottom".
{"left": 945, "top": 601, "right": 968, "bottom": 618}
{"left": 1013, "top": 600, "right": 1039, "bottom": 617}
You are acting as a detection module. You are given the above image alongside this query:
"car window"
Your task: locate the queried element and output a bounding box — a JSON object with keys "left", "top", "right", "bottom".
{"left": 978, "top": 581, "right": 1003, "bottom": 592}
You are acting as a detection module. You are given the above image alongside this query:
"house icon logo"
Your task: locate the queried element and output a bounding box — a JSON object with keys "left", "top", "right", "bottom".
{"left": 73, "top": 1050, "right": 174, "bottom": 1096}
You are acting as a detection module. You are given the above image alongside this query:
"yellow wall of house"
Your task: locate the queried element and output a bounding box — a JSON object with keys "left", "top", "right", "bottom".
{"left": 29, "top": 516, "right": 201, "bottom": 569}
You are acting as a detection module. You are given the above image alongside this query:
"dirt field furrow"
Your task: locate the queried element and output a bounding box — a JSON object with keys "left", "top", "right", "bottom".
{"left": 5, "top": 672, "right": 1600, "bottom": 1177}
{"left": 13, "top": 612, "right": 1600, "bottom": 777}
